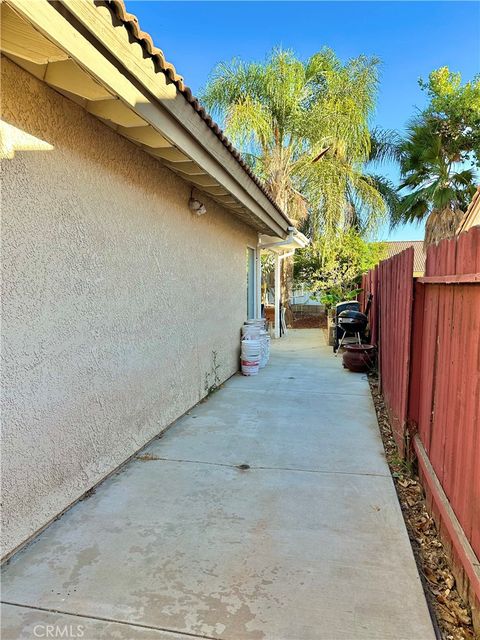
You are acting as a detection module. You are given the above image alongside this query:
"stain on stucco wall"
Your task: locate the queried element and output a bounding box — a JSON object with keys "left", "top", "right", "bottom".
{"left": 1, "top": 58, "right": 256, "bottom": 558}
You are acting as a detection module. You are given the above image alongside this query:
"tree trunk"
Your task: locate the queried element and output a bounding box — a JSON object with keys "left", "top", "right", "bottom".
{"left": 281, "top": 256, "right": 294, "bottom": 327}
{"left": 424, "top": 207, "right": 464, "bottom": 246}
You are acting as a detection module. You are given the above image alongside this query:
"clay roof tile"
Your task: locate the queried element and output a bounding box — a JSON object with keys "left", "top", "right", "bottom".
{"left": 385, "top": 241, "right": 426, "bottom": 274}
{"left": 106, "top": 0, "right": 289, "bottom": 221}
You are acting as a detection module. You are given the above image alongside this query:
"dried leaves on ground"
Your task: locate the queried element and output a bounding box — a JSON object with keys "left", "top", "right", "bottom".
{"left": 369, "top": 374, "right": 476, "bottom": 640}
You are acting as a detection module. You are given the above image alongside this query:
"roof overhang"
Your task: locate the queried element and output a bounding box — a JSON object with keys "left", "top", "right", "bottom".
{"left": 259, "top": 229, "right": 310, "bottom": 253}
{"left": 457, "top": 186, "right": 480, "bottom": 235}
{"left": 1, "top": 0, "right": 292, "bottom": 238}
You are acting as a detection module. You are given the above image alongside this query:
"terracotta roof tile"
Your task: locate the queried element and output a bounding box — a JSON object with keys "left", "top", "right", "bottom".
{"left": 106, "top": 0, "right": 290, "bottom": 222}
{"left": 384, "top": 241, "right": 425, "bottom": 274}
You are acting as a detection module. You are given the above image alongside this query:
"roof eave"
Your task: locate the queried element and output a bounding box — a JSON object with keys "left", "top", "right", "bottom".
{"left": 457, "top": 186, "right": 480, "bottom": 235}
{"left": 12, "top": 0, "right": 291, "bottom": 237}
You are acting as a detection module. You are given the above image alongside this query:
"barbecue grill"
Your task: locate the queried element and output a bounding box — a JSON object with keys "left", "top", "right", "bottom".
{"left": 338, "top": 309, "right": 368, "bottom": 333}
{"left": 334, "top": 309, "right": 368, "bottom": 353}
{"left": 333, "top": 301, "right": 359, "bottom": 353}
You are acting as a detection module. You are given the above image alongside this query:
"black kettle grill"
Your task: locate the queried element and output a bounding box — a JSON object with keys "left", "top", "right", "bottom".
{"left": 338, "top": 310, "right": 368, "bottom": 333}
{"left": 334, "top": 304, "right": 368, "bottom": 353}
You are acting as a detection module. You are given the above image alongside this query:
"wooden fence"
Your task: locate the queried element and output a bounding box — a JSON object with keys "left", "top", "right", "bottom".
{"left": 360, "top": 249, "right": 414, "bottom": 454}
{"left": 359, "top": 266, "right": 379, "bottom": 346}
{"left": 360, "top": 226, "right": 480, "bottom": 626}
{"left": 378, "top": 248, "right": 414, "bottom": 454}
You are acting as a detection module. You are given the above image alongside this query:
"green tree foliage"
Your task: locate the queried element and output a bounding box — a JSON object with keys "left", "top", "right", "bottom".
{"left": 294, "top": 232, "right": 386, "bottom": 308}
{"left": 201, "top": 48, "right": 396, "bottom": 238}
{"left": 419, "top": 67, "right": 480, "bottom": 164}
{"left": 396, "top": 68, "right": 479, "bottom": 245}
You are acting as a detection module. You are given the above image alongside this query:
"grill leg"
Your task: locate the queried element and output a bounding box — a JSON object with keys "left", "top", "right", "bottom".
{"left": 356, "top": 332, "right": 362, "bottom": 346}
{"left": 335, "top": 332, "right": 345, "bottom": 356}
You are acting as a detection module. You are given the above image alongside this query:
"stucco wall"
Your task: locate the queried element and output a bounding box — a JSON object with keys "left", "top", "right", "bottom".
{"left": 1, "top": 58, "right": 256, "bottom": 558}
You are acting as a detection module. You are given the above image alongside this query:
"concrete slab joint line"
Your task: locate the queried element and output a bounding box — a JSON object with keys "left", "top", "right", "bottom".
{"left": 1, "top": 331, "right": 435, "bottom": 640}
{"left": 135, "top": 455, "right": 392, "bottom": 478}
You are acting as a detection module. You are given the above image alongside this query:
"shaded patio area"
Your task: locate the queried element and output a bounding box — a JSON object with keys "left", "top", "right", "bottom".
{"left": 1, "top": 330, "right": 435, "bottom": 639}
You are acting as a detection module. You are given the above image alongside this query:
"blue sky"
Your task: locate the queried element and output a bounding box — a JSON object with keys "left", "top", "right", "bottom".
{"left": 125, "top": 1, "right": 480, "bottom": 240}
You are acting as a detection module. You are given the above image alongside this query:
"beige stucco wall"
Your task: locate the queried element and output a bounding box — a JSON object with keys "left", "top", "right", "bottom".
{"left": 1, "top": 58, "right": 257, "bottom": 558}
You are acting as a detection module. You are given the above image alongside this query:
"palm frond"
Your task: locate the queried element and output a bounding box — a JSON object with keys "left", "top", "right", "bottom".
{"left": 369, "top": 127, "right": 403, "bottom": 164}
{"left": 224, "top": 96, "right": 272, "bottom": 151}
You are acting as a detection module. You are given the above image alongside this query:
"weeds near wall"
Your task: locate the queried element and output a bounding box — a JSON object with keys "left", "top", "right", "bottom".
{"left": 204, "top": 351, "right": 222, "bottom": 398}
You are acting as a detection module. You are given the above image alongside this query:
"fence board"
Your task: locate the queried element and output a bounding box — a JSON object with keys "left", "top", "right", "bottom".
{"left": 428, "top": 237, "right": 457, "bottom": 485}
{"left": 407, "top": 281, "right": 425, "bottom": 429}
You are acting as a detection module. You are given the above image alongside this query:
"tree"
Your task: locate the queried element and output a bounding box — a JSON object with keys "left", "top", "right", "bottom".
{"left": 201, "top": 48, "right": 394, "bottom": 239}
{"left": 395, "top": 68, "right": 479, "bottom": 245}
{"left": 294, "top": 231, "right": 386, "bottom": 308}
{"left": 396, "top": 115, "right": 477, "bottom": 245}
{"left": 419, "top": 67, "right": 480, "bottom": 164}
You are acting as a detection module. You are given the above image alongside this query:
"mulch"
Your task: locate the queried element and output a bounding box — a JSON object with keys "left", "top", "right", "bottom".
{"left": 291, "top": 314, "right": 327, "bottom": 329}
{"left": 369, "top": 373, "right": 476, "bottom": 640}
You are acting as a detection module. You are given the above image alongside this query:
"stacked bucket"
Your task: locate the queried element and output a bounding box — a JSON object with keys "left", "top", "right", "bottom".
{"left": 241, "top": 319, "right": 270, "bottom": 375}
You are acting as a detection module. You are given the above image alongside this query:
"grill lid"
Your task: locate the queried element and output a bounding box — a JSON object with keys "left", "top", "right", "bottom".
{"left": 338, "top": 310, "right": 368, "bottom": 322}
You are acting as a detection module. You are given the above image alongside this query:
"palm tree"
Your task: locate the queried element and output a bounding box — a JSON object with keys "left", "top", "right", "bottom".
{"left": 396, "top": 116, "right": 477, "bottom": 245}
{"left": 201, "top": 48, "right": 394, "bottom": 238}
{"left": 333, "top": 127, "right": 402, "bottom": 235}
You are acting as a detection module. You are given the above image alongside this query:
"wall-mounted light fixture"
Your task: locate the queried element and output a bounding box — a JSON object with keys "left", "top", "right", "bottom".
{"left": 188, "top": 188, "right": 207, "bottom": 216}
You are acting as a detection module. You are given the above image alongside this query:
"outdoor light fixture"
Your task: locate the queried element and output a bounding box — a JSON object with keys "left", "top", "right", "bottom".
{"left": 189, "top": 189, "right": 207, "bottom": 216}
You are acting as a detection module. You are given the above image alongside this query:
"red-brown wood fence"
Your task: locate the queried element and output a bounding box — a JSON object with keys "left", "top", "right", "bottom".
{"left": 360, "top": 249, "right": 414, "bottom": 454}
{"left": 411, "top": 228, "right": 480, "bottom": 561}
{"left": 360, "top": 227, "right": 480, "bottom": 623}
{"left": 359, "top": 265, "right": 379, "bottom": 346}
{"left": 378, "top": 248, "right": 414, "bottom": 455}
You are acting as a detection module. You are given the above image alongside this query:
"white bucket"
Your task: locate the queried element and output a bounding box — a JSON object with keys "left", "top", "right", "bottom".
{"left": 259, "top": 330, "right": 270, "bottom": 368}
{"left": 242, "top": 326, "right": 261, "bottom": 339}
{"left": 241, "top": 337, "right": 261, "bottom": 375}
{"left": 242, "top": 318, "right": 266, "bottom": 340}
{"left": 240, "top": 321, "right": 267, "bottom": 374}
{"left": 241, "top": 339, "right": 261, "bottom": 354}
{"left": 241, "top": 359, "right": 260, "bottom": 375}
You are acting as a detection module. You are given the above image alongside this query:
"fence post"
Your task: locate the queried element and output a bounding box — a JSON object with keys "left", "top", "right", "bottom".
{"left": 406, "top": 279, "right": 425, "bottom": 459}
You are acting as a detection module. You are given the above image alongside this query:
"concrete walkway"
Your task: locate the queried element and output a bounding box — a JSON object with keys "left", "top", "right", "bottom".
{"left": 2, "top": 330, "right": 435, "bottom": 640}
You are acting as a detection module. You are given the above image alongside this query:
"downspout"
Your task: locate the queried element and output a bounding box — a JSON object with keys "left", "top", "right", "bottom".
{"left": 255, "top": 248, "right": 262, "bottom": 319}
